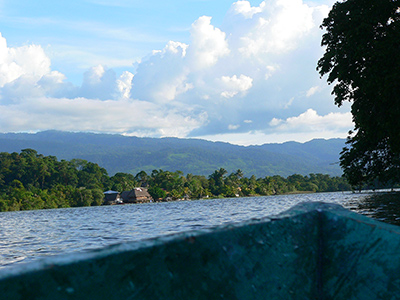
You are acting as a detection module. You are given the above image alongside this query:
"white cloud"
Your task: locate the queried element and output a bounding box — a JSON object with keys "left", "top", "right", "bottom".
{"left": 230, "top": 0, "right": 264, "bottom": 19}
{"left": 196, "top": 129, "right": 348, "bottom": 146}
{"left": 306, "top": 86, "right": 320, "bottom": 97}
{"left": 116, "top": 71, "right": 134, "bottom": 99}
{"left": 187, "top": 16, "right": 230, "bottom": 69}
{"left": 284, "top": 97, "right": 295, "bottom": 109}
{"left": 164, "top": 41, "right": 188, "bottom": 57}
{"left": 129, "top": 0, "right": 332, "bottom": 112}
{"left": 269, "top": 109, "right": 353, "bottom": 132}
{"left": 235, "top": 0, "right": 322, "bottom": 56}
{"left": 131, "top": 40, "right": 192, "bottom": 103}
{"left": 0, "top": 33, "right": 50, "bottom": 87}
{"left": 0, "top": 96, "right": 207, "bottom": 137}
{"left": 269, "top": 118, "right": 283, "bottom": 127}
{"left": 79, "top": 65, "right": 117, "bottom": 100}
{"left": 265, "top": 65, "right": 278, "bottom": 80}
{"left": 220, "top": 74, "right": 253, "bottom": 98}
{"left": 228, "top": 124, "right": 240, "bottom": 130}
{"left": 0, "top": 32, "right": 207, "bottom": 137}
{"left": 0, "top": 0, "right": 349, "bottom": 145}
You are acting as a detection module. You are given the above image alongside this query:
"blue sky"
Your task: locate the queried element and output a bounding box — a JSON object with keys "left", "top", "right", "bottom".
{"left": 0, "top": 0, "right": 352, "bottom": 145}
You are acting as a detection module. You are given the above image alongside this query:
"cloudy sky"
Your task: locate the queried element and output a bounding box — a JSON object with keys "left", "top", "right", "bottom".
{"left": 0, "top": 0, "right": 352, "bottom": 145}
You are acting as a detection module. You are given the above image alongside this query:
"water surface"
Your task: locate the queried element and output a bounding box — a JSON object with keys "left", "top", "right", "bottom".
{"left": 0, "top": 191, "right": 381, "bottom": 269}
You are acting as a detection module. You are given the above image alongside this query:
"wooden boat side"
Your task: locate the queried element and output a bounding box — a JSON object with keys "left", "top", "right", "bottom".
{"left": 1, "top": 202, "right": 400, "bottom": 299}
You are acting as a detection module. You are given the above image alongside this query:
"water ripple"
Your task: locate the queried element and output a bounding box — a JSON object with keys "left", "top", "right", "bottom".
{"left": 0, "top": 192, "right": 373, "bottom": 269}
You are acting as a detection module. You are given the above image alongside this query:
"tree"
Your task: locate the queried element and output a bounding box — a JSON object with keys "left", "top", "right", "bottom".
{"left": 77, "top": 162, "right": 109, "bottom": 189}
{"left": 208, "top": 168, "right": 227, "bottom": 196}
{"left": 109, "top": 172, "right": 137, "bottom": 191}
{"left": 185, "top": 174, "right": 209, "bottom": 199}
{"left": 135, "top": 171, "right": 149, "bottom": 187}
{"left": 317, "top": 0, "right": 400, "bottom": 187}
{"left": 148, "top": 186, "right": 167, "bottom": 200}
{"left": 55, "top": 160, "right": 79, "bottom": 187}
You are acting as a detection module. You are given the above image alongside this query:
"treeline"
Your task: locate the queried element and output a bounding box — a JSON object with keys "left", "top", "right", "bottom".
{"left": 0, "top": 149, "right": 352, "bottom": 212}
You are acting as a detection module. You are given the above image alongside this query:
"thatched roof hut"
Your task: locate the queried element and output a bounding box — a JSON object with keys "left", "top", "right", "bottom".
{"left": 103, "top": 190, "right": 123, "bottom": 205}
{"left": 120, "top": 188, "right": 153, "bottom": 203}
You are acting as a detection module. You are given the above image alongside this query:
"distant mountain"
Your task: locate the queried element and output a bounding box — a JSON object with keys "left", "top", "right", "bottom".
{"left": 0, "top": 131, "right": 346, "bottom": 177}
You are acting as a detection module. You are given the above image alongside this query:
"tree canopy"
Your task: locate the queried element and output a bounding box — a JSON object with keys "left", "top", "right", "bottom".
{"left": 0, "top": 149, "right": 352, "bottom": 212}
{"left": 317, "top": 0, "right": 400, "bottom": 187}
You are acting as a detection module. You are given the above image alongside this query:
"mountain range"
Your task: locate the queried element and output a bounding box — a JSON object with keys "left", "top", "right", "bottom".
{"left": 0, "top": 131, "right": 346, "bottom": 178}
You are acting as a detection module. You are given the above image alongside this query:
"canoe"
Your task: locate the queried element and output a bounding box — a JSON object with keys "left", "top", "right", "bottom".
{"left": 1, "top": 201, "right": 400, "bottom": 299}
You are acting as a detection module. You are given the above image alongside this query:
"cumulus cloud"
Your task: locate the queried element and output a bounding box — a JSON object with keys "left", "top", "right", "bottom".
{"left": 131, "top": 40, "right": 191, "bottom": 103}
{"left": 187, "top": 16, "right": 230, "bottom": 69}
{"left": 79, "top": 65, "right": 117, "bottom": 100}
{"left": 230, "top": 0, "right": 264, "bottom": 19}
{"left": 229, "top": 0, "right": 323, "bottom": 56}
{"left": 116, "top": 71, "right": 134, "bottom": 99}
{"left": 0, "top": 0, "right": 350, "bottom": 145}
{"left": 0, "top": 97, "right": 206, "bottom": 137}
{"left": 0, "top": 33, "right": 50, "bottom": 87}
{"left": 220, "top": 74, "right": 253, "bottom": 98}
{"left": 0, "top": 32, "right": 206, "bottom": 137}
{"left": 269, "top": 109, "right": 353, "bottom": 133}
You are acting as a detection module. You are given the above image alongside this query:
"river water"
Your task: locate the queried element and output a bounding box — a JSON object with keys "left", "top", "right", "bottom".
{"left": 0, "top": 191, "right": 393, "bottom": 270}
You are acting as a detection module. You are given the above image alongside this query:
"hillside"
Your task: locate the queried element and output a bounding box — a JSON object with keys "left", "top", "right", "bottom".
{"left": 0, "top": 131, "right": 345, "bottom": 177}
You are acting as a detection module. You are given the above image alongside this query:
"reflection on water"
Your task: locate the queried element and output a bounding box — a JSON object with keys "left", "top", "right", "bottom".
{"left": 0, "top": 191, "right": 386, "bottom": 269}
{"left": 345, "top": 191, "right": 400, "bottom": 226}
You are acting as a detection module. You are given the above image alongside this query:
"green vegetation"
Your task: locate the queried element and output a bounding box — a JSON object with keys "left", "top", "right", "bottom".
{"left": 0, "top": 149, "right": 352, "bottom": 212}
{"left": 0, "top": 131, "right": 345, "bottom": 178}
{"left": 318, "top": 0, "right": 400, "bottom": 188}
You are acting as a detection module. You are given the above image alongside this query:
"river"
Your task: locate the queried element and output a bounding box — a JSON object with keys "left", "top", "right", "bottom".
{"left": 0, "top": 191, "right": 395, "bottom": 270}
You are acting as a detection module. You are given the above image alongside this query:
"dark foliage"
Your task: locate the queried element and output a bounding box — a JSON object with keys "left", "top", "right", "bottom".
{"left": 318, "top": 0, "right": 400, "bottom": 187}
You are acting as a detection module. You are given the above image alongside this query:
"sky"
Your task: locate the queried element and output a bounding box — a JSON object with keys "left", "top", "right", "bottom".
{"left": 0, "top": 0, "right": 353, "bottom": 145}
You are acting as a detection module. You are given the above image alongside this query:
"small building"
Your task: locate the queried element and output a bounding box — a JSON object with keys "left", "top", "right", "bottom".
{"left": 103, "top": 190, "right": 123, "bottom": 205}
{"left": 120, "top": 188, "right": 153, "bottom": 204}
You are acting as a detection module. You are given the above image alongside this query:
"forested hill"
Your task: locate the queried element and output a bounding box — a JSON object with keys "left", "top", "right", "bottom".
{"left": 0, "top": 131, "right": 345, "bottom": 177}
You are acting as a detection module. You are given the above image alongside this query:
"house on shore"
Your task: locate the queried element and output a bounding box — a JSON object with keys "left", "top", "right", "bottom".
{"left": 120, "top": 188, "right": 153, "bottom": 204}
{"left": 103, "top": 190, "right": 123, "bottom": 205}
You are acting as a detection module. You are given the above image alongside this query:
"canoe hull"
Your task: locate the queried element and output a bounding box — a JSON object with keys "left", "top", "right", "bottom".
{"left": 1, "top": 202, "right": 400, "bottom": 299}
